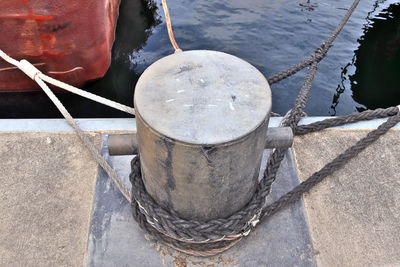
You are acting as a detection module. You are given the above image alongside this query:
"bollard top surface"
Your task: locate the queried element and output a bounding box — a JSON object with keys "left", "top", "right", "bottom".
{"left": 134, "top": 50, "right": 271, "bottom": 145}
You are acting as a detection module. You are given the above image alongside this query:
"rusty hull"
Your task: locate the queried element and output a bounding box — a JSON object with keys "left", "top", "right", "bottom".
{"left": 0, "top": 0, "right": 120, "bottom": 91}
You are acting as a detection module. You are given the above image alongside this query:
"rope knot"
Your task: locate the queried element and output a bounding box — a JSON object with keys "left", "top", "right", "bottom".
{"left": 313, "top": 42, "right": 332, "bottom": 62}
{"left": 18, "top": 59, "right": 42, "bottom": 80}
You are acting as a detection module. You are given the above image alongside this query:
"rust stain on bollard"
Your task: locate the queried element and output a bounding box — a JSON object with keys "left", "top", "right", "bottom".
{"left": 134, "top": 50, "right": 271, "bottom": 221}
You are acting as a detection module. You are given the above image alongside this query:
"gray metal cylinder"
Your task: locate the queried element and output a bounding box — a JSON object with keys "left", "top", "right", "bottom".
{"left": 134, "top": 50, "right": 271, "bottom": 221}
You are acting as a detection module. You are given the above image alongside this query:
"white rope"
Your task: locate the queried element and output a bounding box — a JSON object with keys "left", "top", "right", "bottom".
{"left": 19, "top": 60, "right": 42, "bottom": 80}
{"left": 0, "top": 49, "right": 132, "bottom": 202}
{"left": 39, "top": 74, "right": 135, "bottom": 115}
{"left": 35, "top": 75, "right": 132, "bottom": 202}
{"left": 0, "top": 49, "right": 20, "bottom": 66}
{"left": 0, "top": 49, "right": 135, "bottom": 116}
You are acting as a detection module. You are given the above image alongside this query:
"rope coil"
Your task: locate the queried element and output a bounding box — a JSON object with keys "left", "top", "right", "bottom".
{"left": 129, "top": 107, "right": 400, "bottom": 256}
{"left": 126, "top": 0, "right": 400, "bottom": 256}
{"left": 1, "top": 0, "right": 399, "bottom": 257}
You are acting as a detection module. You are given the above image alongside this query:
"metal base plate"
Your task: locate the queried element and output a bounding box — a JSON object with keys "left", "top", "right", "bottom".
{"left": 85, "top": 136, "right": 317, "bottom": 266}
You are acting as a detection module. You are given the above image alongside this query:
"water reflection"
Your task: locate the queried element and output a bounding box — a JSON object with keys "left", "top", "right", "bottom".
{"left": 299, "top": 1, "right": 318, "bottom": 12}
{"left": 76, "top": 0, "right": 161, "bottom": 118}
{"left": 1, "top": 0, "right": 400, "bottom": 118}
{"left": 331, "top": 0, "right": 400, "bottom": 114}
{"left": 349, "top": 3, "right": 400, "bottom": 110}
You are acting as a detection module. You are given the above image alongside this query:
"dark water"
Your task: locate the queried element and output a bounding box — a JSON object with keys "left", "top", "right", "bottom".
{"left": 0, "top": 0, "right": 399, "bottom": 118}
{"left": 349, "top": 2, "right": 400, "bottom": 111}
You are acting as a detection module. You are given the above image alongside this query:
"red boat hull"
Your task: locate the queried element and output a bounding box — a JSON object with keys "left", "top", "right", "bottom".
{"left": 0, "top": 0, "right": 120, "bottom": 91}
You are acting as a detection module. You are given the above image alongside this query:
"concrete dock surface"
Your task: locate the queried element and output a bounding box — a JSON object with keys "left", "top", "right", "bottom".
{"left": 293, "top": 130, "right": 400, "bottom": 266}
{"left": 0, "top": 118, "right": 399, "bottom": 266}
{"left": 0, "top": 132, "right": 101, "bottom": 266}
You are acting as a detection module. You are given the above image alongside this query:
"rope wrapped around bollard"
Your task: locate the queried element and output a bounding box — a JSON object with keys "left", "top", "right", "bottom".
{"left": 129, "top": 108, "right": 400, "bottom": 256}
{"left": 2, "top": 0, "right": 399, "bottom": 258}
{"left": 126, "top": 0, "right": 400, "bottom": 256}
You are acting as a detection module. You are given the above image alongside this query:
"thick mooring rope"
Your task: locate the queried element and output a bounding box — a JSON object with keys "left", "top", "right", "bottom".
{"left": 130, "top": 110, "right": 400, "bottom": 256}
{"left": 1, "top": 0, "right": 399, "bottom": 258}
{"left": 127, "top": 0, "right": 399, "bottom": 256}
{"left": 267, "top": 0, "right": 360, "bottom": 85}
{"left": 294, "top": 107, "right": 400, "bottom": 135}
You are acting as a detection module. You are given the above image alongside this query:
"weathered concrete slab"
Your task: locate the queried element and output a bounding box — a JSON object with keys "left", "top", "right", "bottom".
{"left": 86, "top": 138, "right": 316, "bottom": 267}
{"left": 293, "top": 129, "right": 400, "bottom": 266}
{"left": 5, "top": 118, "right": 399, "bottom": 266}
{"left": 0, "top": 132, "right": 101, "bottom": 266}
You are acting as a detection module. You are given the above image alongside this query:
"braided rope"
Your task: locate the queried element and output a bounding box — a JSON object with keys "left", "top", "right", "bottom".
{"left": 260, "top": 112, "right": 400, "bottom": 219}
{"left": 267, "top": 0, "right": 360, "bottom": 85}
{"left": 0, "top": 50, "right": 134, "bottom": 202}
{"left": 2, "top": 0, "right": 396, "bottom": 258}
{"left": 0, "top": 50, "right": 136, "bottom": 116}
{"left": 127, "top": 0, "right": 400, "bottom": 256}
{"left": 130, "top": 109, "right": 400, "bottom": 255}
{"left": 294, "top": 107, "right": 399, "bottom": 135}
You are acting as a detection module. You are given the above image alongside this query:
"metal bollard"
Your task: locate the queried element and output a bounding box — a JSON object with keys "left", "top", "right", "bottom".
{"left": 134, "top": 50, "right": 273, "bottom": 221}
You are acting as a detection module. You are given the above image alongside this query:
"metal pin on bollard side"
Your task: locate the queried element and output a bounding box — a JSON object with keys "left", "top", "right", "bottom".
{"left": 108, "top": 133, "right": 139, "bottom": 156}
{"left": 108, "top": 127, "right": 293, "bottom": 156}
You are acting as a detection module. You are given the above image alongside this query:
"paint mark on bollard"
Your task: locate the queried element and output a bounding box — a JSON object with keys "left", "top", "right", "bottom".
{"left": 229, "top": 102, "right": 235, "bottom": 111}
